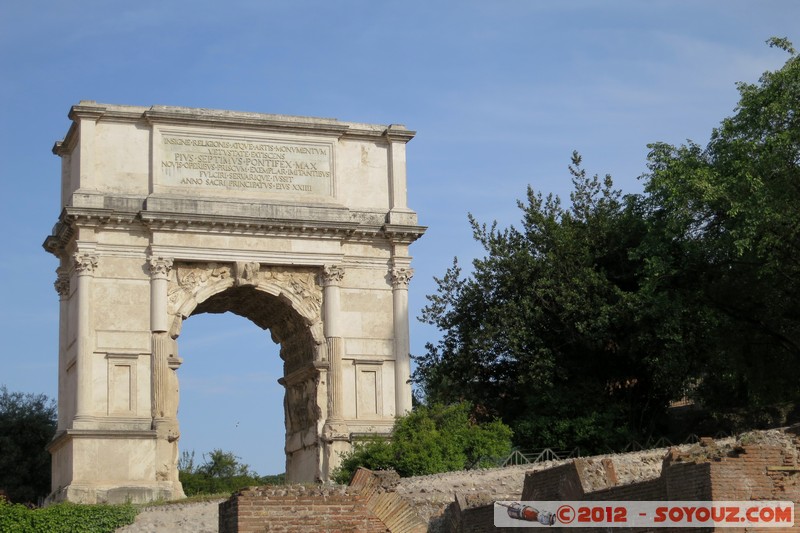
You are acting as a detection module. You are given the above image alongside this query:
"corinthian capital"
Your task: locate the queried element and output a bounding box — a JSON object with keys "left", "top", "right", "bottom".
{"left": 54, "top": 272, "right": 70, "bottom": 298}
{"left": 73, "top": 253, "right": 98, "bottom": 275}
{"left": 391, "top": 267, "right": 414, "bottom": 289}
{"left": 148, "top": 256, "right": 174, "bottom": 279}
{"left": 321, "top": 264, "right": 345, "bottom": 286}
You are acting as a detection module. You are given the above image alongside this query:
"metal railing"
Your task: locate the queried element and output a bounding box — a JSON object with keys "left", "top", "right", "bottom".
{"left": 470, "top": 432, "right": 735, "bottom": 470}
{"left": 469, "top": 447, "right": 581, "bottom": 469}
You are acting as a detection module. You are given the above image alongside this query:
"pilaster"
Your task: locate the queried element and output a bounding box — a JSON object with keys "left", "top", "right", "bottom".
{"left": 385, "top": 125, "right": 418, "bottom": 226}
{"left": 69, "top": 104, "right": 104, "bottom": 191}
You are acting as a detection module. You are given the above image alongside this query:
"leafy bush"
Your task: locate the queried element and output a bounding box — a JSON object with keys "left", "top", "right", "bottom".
{"left": 333, "top": 401, "right": 512, "bottom": 484}
{"left": 178, "top": 449, "right": 284, "bottom": 496}
{"left": 0, "top": 498, "right": 137, "bottom": 533}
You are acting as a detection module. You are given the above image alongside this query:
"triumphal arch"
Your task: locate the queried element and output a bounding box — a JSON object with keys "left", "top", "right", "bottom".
{"left": 42, "top": 102, "right": 425, "bottom": 503}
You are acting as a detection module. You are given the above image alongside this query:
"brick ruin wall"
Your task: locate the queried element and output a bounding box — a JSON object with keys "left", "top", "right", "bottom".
{"left": 219, "top": 428, "right": 800, "bottom": 532}
{"left": 455, "top": 428, "right": 800, "bottom": 532}
{"left": 218, "top": 485, "right": 387, "bottom": 533}
{"left": 218, "top": 469, "right": 427, "bottom": 533}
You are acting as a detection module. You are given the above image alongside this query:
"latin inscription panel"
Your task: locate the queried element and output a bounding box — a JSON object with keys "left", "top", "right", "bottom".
{"left": 160, "top": 132, "right": 334, "bottom": 196}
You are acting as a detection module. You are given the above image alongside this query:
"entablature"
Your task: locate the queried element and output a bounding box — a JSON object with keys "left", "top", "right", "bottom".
{"left": 43, "top": 200, "right": 426, "bottom": 258}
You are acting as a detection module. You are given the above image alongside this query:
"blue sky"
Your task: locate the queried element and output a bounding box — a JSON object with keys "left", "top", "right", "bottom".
{"left": 1, "top": 1, "right": 797, "bottom": 476}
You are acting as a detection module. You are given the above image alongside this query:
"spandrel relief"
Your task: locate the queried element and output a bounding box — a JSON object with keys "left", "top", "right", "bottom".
{"left": 167, "top": 263, "right": 232, "bottom": 313}
{"left": 263, "top": 267, "right": 322, "bottom": 309}
{"left": 168, "top": 263, "right": 322, "bottom": 315}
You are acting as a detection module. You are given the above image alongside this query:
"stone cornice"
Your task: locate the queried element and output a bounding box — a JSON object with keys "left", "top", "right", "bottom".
{"left": 43, "top": 219, "right": 74, "bottom": 257}
{"left": 383, "top": 223, "right": 427, "bottom": 244}
{"left": 48, "top": 428, "right": 157, "bottom": 451}
{"left": 383, "top": 124, "right": 416, "bottom": 142}
{"left": 53, "top": 123, "right": 78, "bottom": 156}
{"left": 55, "top": 102, "right": 415, "bottom": 142}
{"left": 68, "top": 102, "right": 107, "bottom": 121}
{"left": 54, "top": 103, "right": 106, "bottom": 154}
{"left": 145, "top": 106, "right": 352, "bottom": 138}
{"left": 43, "top": 205, "right": 140, "bottom": 257}
{"left": 279, "top": 360, "right": 330, "bottom": 387}
{"left": 140, "top": 210, "right": 360, "bottom": 237}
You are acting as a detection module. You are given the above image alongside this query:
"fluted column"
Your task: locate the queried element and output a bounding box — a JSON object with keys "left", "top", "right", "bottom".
{"left": 147, "top": 256, "right": 176, "bottom": 420}
{"left": 321, "top": 264, "right": 345, "bottom": 420}
{"left": 148, "top": 256, "right": 182, "bottom": 492}
{"left": 73, "top": 252, "right": 98, "bottom": 425}
{"left": 54, "top": 267, "right": 70, "bottom": 431}
{"left": 391, "top": 267, "right": 414, "bottom": 415}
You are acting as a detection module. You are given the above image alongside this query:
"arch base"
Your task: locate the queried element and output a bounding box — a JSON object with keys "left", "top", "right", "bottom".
{"left": 46, "top": 429, "right": 185, "bottom": 505}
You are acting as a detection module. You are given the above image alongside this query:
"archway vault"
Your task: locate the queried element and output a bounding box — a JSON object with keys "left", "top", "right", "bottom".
{"left": 166, "top": 262, "right": 330, "bottom": 484}
{"left": 43, "top": 102, "right": 425, "bottom": 504}
{"left": 167, "top": 262, "right": 326, "bottom": 369}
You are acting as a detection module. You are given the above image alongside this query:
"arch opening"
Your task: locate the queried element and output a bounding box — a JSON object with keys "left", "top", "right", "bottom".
{"left": 176, "top": 311, "right": 285, "bottom": 477}
{"left": 171, "top": 279, "right": 328, "bottom": 483}
{"left": 190, "top": 285, "right": 317, "bottom": 376}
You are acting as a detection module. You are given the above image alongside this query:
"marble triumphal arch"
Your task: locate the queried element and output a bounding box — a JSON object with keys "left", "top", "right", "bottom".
{"left": 43, "top": 102, "right": 425, "bottom": 503}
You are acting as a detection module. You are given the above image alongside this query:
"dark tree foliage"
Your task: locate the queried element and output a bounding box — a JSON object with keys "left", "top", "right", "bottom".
{"left": 640, "top": 38, "right": 800, "bottom": 418}
{"left": 0, "top": 386, "right": 57, "bottom": 503}
{"left": 416, "top": 156, "right": 663, "bottom": 452}
{"left": 415, "top": 39, "right": 800, "bottom": 450}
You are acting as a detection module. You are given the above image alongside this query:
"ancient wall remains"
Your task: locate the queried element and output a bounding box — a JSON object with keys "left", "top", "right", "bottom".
{"left": 448, "top": 429, "right": 800, "bottom": 532}
{"left": 219, "top": 468, "right": 426, "bottom": 533}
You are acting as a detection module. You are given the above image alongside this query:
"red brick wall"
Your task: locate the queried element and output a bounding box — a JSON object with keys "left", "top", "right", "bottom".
{"left": 665, "top": 462, "right": 712, "bottom": 500}
{"left": 710, "top": 443, "right": 800, "bottom": 500}
{"left": 587, "top": 477, "right": 667, "bottom": 500}
{"left": 219, "top": 486, "right": 388, "bottom": 533}
{"left": 521, "top": 462, "right": 584, "bottom": 500}
{"left": 460, "top": 437, "right": 800, "bottom": 532}
{"left": 219, "top": 468, "right": 427, "bottom": 533}
{"left": 707, "top": 442, "right": 800, "bottom": 533}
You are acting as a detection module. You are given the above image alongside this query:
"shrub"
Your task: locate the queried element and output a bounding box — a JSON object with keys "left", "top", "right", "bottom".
{"left": 0, "top": 498, "right": 137, "bottom": 533}
{"left": 332, "top": 401, "right": 512, "bottom": 483}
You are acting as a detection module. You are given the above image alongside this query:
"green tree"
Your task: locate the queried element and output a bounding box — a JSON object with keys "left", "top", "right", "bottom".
{"left": 415, "top": 38, "right": 800, "bottom": 446}
{"left": 0, "top": 386, "right": 56, "bottom": 503}
{"left": 640, "top": 38, "right": 800, "bottom": 419}
{"left": 178, "top": 449, "right": 283, "bottom": 496}
{"left": 333, "top": 402, "right": 512, "bottom": 483}
{"left": 415, "top": 153, "right": 672, "bottom": 451}
{"left": 198, "top": 449, "right": 251, "bottom": 478}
